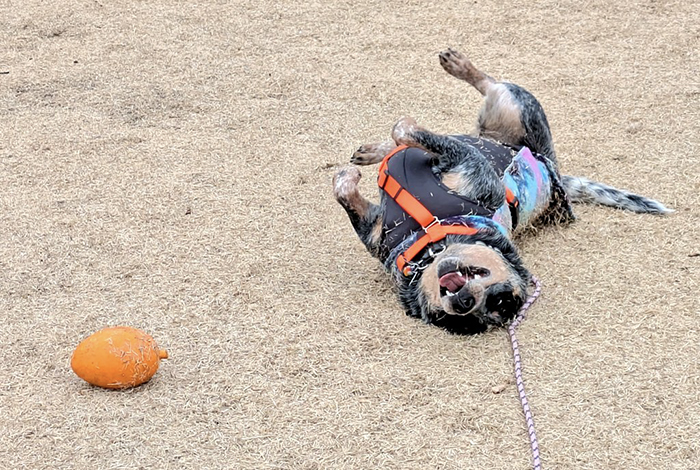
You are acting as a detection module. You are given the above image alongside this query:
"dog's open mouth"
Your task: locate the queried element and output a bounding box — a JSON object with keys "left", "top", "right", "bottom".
{"left": 438, "top": 267, "right": 490, "bottom": 297}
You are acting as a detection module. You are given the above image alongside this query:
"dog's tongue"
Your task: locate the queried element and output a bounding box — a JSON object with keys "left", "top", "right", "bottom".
{"left": 439, "top": 272, "right": 466, "bottom": 293}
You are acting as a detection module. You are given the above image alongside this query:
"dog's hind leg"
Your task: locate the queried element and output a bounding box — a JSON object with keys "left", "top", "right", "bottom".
{"left": 439, "top": 47, "right": 497, "bottom": 96}
{"left": 333, "top": 166, "right": 386, "bottom": 259}
{"left": 439, "top": 48, "right": 558, "bottom": 170}
{"left": 392, "top": 117, "right": 506, "bottom": 211}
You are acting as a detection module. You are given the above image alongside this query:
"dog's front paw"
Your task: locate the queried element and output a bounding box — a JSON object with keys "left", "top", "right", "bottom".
{"left": 391, "top": 116, "right": 421, "bottom": 145}
{"left": 351, "top": 141, "right": 397, "bottom": 165}
{"left": 439, "top": 48, "right": 473, "bottom": 79}
{"left": 333, "top": 166, "right": 362, "bottom": 200}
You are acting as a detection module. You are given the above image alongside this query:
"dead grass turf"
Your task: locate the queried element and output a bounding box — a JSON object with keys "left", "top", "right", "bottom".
{"left": 1, "top": 0, "right": 699, "bottom": 469}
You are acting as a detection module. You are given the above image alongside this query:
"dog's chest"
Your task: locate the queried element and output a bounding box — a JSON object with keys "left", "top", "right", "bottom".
{"left": 380, "top": 141, "right": 554, "bottom": 250}
{"left": 380, "top": 138, "right": 520, "bottom": 251}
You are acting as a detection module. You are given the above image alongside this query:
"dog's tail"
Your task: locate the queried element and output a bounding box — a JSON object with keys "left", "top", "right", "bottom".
{"left": 561, "top": 175, "right": 673, "bottom": 214}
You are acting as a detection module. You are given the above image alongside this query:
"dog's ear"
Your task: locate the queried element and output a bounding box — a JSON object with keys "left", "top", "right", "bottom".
{"left": 483, "top": 282, "right": 525, "bottom": 321}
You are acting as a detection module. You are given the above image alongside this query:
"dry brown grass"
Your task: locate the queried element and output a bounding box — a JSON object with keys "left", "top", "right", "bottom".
{"left": 1, "top": 0, "right": 699, "bottom": 468}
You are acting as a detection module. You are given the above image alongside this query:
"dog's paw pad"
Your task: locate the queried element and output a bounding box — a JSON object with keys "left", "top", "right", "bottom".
{"left": 351, "top": 142, "right": 396, "bottom": 165}
{"left": 439, "top": 48, "right": 472, "bottom": 78}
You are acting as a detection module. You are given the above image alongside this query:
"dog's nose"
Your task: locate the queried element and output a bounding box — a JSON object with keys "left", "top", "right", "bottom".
{"left": 454, "top": 292, "right": 475, "bottom": 314}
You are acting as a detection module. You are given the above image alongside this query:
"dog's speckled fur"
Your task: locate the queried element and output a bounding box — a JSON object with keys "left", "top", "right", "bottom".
{"left": 334, "top": 49, "right": 671, "bottom": 335}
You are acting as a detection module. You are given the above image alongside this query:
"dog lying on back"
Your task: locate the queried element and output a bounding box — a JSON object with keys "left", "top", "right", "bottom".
{"left": 333, "top": 48, "right": 671, "bottom": 335}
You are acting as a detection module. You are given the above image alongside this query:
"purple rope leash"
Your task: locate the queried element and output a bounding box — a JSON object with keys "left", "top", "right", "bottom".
{"left": 507, "top": 276, "right": 543, "bottom": 470}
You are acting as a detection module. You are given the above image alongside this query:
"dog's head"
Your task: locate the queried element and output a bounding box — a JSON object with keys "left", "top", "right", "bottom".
{"left": 393, "top": 233, "right": 530, "bottom": 334}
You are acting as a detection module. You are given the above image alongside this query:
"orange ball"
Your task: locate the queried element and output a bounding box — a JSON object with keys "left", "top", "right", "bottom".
{"left": 71, "top": 326, "right": 168, "bottom": 389}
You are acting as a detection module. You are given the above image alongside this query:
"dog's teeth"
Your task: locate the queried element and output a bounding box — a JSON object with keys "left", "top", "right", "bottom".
{"left": 446, "top": 291, "right": 456, "bottom": 297}
{"left": 474, "top": 274, "right": 481, "bottom": 280}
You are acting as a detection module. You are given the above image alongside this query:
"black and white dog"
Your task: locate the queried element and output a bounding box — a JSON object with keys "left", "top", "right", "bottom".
{"left": 333, "top": 48, "right": 671, "bottom": 335}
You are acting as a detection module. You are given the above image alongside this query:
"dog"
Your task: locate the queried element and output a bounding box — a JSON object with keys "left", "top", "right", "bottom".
{"left": 332, "top": 48, "right": 671, "bottom": 335}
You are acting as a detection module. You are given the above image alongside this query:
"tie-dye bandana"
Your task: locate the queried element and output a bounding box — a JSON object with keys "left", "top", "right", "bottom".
{"left": 490, "top": 147, "right": 553, "bottom": 236}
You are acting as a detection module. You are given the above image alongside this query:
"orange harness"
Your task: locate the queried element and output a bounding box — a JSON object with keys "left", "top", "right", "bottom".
{"left": 378, "top": 145, "right": 519, "bottom": 276}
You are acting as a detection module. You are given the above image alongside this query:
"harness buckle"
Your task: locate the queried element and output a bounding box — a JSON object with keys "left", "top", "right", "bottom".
{"left": 401, "top": 241, "right": 447, "bottom": 282}
{"left": 428, "top": 242, "right": 446, "bottom": 259}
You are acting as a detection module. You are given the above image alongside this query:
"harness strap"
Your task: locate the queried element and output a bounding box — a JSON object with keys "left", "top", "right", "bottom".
{"left": 505, "top": 186, "right": 520, "bottom": 230}
{"left": 396, "top": 225, "right": 478, "bottom": 276}
{"left": 379, "top": 144, "right": 520, "bottom": 276}
{"left": 377, "top": 145, "right": 407, "bottom": 188}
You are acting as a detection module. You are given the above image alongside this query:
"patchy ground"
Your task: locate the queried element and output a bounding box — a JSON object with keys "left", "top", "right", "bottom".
{"left": 1, "top": 1, "right": 698, "bottom": 468}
